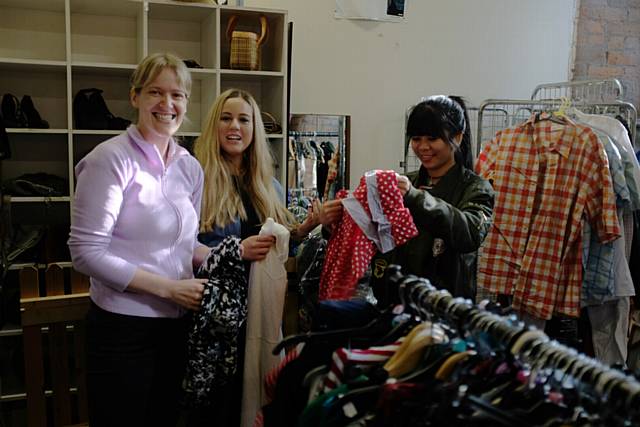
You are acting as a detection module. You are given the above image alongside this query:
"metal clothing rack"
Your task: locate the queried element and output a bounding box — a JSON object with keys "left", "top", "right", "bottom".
{"left": 531, "top": 78, "right": 624, "bottom": 103}
{"left": 386, "top": 265, "right": 640, "bottom": 415}
{"left": 288, "top": 131, "right": 341, "bottom": 138}
{"left": 288, "top": 128, "right": 347, "bottom": 201}
{"left": 476, "top": 99, "right": 637, "bottom": 156}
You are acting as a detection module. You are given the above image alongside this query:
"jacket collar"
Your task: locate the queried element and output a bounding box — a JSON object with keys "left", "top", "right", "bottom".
{"left": 414, "top": 163, "right": 463, "bottom": 199}
{"left": 126, "top": 125, "right": 188, "bottom": 168}
{"left": 524, "top": 113, "right": 574, "bottom": 159}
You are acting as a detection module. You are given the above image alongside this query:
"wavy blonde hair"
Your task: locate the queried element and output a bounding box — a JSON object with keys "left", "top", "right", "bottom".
{"left": 195, "top": 89, "right": 295, "bottom": 232}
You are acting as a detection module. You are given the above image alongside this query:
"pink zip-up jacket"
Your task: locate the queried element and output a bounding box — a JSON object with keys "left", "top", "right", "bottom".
{"left": 68, "top": 126, "right": 205, "bottom": 318}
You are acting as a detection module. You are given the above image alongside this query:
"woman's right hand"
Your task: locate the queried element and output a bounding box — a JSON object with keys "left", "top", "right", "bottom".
{"left": 167, "top": 278, "right": 207, "bottom": 311}
{"left": 241, "top": 235, "right": 275, "bottom": 261}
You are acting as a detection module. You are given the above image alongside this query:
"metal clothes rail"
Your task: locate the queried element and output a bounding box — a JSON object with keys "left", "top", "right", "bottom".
{"left": 386, "top": 265, "right": 640, "bottom": 416}
{"left": 476, "top": 99, "right": 637, "bottom": 156}
{"left": 531, "top": 79, "right": 624, "bottom": 103}
{"left": 288, "top": 131, "right": 341, "bottom": 138}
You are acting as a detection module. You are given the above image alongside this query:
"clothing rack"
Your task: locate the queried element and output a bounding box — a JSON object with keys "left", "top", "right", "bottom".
{"left": 476, "top": 98, "right": 638, "bottom": 156}
{"left": 288, "top": 131, "right": 341, "bottom": 138}
{"left": 287, "top": 129, "right": 346, "bottom": 204}
{"left": 531, "top": 78, "right": 624, "bottom": 103}
{"left": 386, "top": 265, "right": 640, "bottom": 412}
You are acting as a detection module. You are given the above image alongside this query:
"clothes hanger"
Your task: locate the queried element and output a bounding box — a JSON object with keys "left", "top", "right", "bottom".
{"left": 519, "top": 335, "right": 552, "bottom": 368}
{"left": 464, "top": 309, "right": 490, "bottom": 334}
{"left": 383, "top": 324, "right": 442, "bottom": 376}
{"left": 271, "top": 305, "right": 393, "bottom": 355}
{"left": 413, "top": 285, "right": 435, "bottom": 321}
{"left": 491, "top": 314, "right": 526, "bottom": 349}
{"left": 371, "top": 278, "right": 428, "bottom": 346}
{"left": 465, "top": 394, "right": 536, "bottom": 427}
{"left": 382, "top": 322, "right": 434, "bottom": 375}
{"left": 397, "top": 275, "right": 423, "bottom": 315}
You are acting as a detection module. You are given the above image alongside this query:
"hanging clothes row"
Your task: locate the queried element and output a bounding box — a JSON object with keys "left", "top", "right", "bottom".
{"left": 474, "top": 99, "right": 640, "bottom": 368}
{"left": 287, "top": 131, "right": 342, "bottom": 223}
{"left": 253, "top": 265, "right": 640, "bottom": 427}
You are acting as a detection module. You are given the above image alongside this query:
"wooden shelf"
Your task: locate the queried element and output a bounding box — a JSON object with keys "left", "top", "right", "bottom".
{"left": 6, "top": 128, "right": 68, "bottom": 134}
{"left": 8, "top": 197, "right": 71, "bottom": 203}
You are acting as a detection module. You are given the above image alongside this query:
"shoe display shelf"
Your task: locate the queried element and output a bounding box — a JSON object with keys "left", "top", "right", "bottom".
{"left": 0, "top": 0, "right": 288, "bottom": 418}
{"left": 0, "top": 0, "right": 288, "bottom": 203}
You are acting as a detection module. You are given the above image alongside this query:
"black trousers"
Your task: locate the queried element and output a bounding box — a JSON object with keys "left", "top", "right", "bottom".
{"left": 86, "top": 302, "right": 188, "bottom": 427}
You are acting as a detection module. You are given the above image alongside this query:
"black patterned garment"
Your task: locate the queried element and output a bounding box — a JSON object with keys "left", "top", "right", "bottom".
{"left": 182, "top": 236, "right": 247, "bottom": 407}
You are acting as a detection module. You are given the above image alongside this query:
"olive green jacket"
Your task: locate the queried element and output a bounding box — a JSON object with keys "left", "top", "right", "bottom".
{"left": 371, "top": 163, "right": 494, "bottom": 303}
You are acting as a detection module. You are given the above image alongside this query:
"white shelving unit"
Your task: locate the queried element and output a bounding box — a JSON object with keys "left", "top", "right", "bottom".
{"left": 0, "top": 0, "right": 289, "bottom": 265}
{"left": 0, "top": 1, "right": 289, "bottom": 412}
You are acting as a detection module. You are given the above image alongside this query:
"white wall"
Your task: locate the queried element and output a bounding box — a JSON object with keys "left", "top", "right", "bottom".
{"left": 245, "top": 0, "right": 577, "bottom": 182}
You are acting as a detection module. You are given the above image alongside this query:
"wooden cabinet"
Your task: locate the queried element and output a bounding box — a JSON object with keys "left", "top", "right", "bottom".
{"left": 0, "top": 0, "right": 288, "bottom": 419}
{"left": 0, "top": 0, "right": 288, "bottom": 240}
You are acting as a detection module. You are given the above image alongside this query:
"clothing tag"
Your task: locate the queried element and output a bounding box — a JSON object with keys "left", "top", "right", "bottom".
{"left": 342, "top": 402, "right": 358, "bottom": 418}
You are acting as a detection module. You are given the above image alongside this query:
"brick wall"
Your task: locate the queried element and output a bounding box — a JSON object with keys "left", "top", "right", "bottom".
{"left": 572, "top": 0, "right": 640, "bottom": 108}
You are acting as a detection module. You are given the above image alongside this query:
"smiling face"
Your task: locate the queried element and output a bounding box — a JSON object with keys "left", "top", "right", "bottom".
{"left": 410, "top": 134, "right": 459, "bottom": 177}
{"left": 217, "top": 97, "right": 254, "bottom": 168}
{"left": 131, "top": 67, "right": 188, "bottom": 146}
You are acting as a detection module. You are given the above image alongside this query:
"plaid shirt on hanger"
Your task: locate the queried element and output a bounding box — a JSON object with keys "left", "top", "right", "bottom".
{"left": 476, "top": 114, "right": 620, "bottom": 319}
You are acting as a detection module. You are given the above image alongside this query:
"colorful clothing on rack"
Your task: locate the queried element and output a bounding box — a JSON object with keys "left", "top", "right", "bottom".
{"left": 319, "top": 170, "right": 418, "bottom": 300}
{"left": 581, "top": 133, "right": 629, "bottom": 304}
{"left": 476, "top": 114, "right": 620, "bottom": 319}
{"left": 252, "top": 348, "right": 300, "bottom": 427}
{"left": 323, "top": 339, "right": 403, "bottom": 392}
{"left": 570, "top": 111, "right": 640, "bottom": 210}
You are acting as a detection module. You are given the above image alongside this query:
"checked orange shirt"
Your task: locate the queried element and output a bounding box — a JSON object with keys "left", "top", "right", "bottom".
{"left": 476, "top": 114, "right": 620, "bottom": 320}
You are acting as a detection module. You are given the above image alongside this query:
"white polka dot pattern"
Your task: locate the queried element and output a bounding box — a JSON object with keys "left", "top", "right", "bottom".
{"left": 318, "top": 170, "right": 418, "bottom": 300}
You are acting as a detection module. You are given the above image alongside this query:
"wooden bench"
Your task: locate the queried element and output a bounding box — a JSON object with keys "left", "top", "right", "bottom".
{"left": 19, "top": 263, "right": 91, "bottom": 427}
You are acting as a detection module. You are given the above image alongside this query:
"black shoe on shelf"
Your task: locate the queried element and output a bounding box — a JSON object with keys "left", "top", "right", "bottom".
{"left": 183, "top": 59, "right": 203, "bottom": 69}
{"left": 73, "top": 88, "right": 131, "bottom": 130}
{"left": 20, "top": 95, "right": 49, "bottom": 129}
{"left": 1, "top": 94, "right": 27, "bottom": 128}
{"left": 0, "top": 120, "right": 11, "bottom": 160}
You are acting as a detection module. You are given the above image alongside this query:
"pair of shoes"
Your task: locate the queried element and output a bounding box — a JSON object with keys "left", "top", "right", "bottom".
{"left": 73, "top": 88, "right": 131, "bottom": 130}
{"left": 1, "top": 94, "right": 49, "bottom": 129}
{"left": 183, "top": 59, "right": 203, "bottom": 69}
{"left": 21, "top": 95, "right": 49, "bottom": 129}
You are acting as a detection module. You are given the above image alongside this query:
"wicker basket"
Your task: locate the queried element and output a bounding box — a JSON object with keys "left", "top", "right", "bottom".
{"left": 226, "top": 14, "right": 268, "bottom": 71}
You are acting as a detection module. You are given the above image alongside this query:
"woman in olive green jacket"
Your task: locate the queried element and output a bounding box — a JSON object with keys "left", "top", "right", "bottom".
{"left": 371, "top": 96, "right": 494, "bottom": 304}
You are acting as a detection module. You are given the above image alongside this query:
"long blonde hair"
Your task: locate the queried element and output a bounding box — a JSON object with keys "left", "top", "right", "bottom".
{"left": 195, "top": 89, "right": 295, "bottom": 232}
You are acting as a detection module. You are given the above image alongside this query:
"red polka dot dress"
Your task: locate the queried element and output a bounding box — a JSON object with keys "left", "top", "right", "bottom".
{"left": 318, "top": 170, "right": 418, "bottom": 300}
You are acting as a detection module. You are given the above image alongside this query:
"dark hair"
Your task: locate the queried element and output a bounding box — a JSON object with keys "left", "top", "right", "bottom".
{"left": 406, "top": 95, "right": 473, "bottom": 169}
